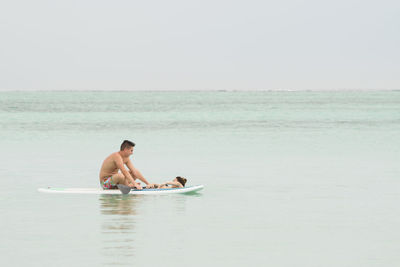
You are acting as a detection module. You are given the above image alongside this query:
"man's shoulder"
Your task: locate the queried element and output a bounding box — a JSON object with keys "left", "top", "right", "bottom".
{"left": 107, "top": 152, "right": 129, "bottom": 163}
{"left": 106, "top": 152, "right": 121, "bottom": 161}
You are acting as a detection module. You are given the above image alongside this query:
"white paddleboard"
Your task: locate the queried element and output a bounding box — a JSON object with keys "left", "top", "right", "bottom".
{"left": 38, "top": 185, "right": 204, "bottom": 195}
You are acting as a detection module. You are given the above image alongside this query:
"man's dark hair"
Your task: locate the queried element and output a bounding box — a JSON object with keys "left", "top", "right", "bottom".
{"left": 120, "top": 140, "right": 135, "bottom": 151}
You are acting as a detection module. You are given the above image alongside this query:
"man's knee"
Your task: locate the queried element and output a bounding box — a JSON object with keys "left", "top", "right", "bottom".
{"left": 112, "top": 173, "right": 125, "bottom": 184}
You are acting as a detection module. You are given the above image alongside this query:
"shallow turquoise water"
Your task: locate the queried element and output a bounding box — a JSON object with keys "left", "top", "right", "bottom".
{"left": 0, "top": 91, "right": 399, "bottom": 266}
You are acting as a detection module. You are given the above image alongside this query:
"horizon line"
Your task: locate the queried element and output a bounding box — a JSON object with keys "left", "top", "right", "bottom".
{"left": 0, "top": 88, "right": 399, "bottom": 92}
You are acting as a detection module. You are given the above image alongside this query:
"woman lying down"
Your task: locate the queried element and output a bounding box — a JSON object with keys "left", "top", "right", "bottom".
{"left": 146, "top": 176, "right": 187, "bottom": 189}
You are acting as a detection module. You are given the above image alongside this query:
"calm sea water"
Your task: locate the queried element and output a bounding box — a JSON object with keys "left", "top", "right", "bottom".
{"left": 0, "top": 90, "right": 399, "bottom": 266}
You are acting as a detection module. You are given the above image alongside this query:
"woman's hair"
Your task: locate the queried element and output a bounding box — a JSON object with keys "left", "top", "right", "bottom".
{"left": 176, "top": 176, "right": 187, "bottom": 187}
{"left": 120, "top": 140, "right": 135, "bottom": 151}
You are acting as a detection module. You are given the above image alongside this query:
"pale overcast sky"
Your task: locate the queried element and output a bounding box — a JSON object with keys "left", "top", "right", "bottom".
{"left": 0, "top": 0, "right": 399, "bottom": 91}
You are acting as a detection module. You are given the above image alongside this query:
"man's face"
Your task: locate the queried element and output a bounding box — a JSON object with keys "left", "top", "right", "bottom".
{"left": 125, "top": 146, "right": 134, "bottom": 156}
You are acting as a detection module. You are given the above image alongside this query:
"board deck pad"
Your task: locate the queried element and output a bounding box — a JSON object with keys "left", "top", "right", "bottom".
{"left": 38, "top": 185, "right": 204, "bottom": 195}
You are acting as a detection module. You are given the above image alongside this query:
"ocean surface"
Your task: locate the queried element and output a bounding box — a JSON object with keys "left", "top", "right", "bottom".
{"left": 0, "top": 90, "right": 399, "bottom": 267}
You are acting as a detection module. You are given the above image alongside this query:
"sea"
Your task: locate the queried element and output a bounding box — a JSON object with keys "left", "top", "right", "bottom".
{"left": 0, "top": 90, "right": 399, "bottom": 267}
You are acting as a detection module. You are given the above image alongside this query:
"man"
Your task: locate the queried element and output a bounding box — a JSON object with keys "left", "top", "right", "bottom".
{"left": 99, "top": 140, "right": 150, "bottom": 190}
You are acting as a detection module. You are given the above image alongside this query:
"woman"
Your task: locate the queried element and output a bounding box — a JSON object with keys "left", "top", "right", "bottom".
{"left": 146, "top": 176, "right": 187, "bottom": 189}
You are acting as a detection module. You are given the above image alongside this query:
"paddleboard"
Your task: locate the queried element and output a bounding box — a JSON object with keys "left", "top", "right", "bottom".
{"left": 38, "top": 185, "right": 204, "bottom": 195}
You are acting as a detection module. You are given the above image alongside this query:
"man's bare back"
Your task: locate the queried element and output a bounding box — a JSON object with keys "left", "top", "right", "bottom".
{"left": 99, "top": 140, "right": 150, "bottom": 190}
{"left": 99, "top": 152, "right": 127, "bottom": 181}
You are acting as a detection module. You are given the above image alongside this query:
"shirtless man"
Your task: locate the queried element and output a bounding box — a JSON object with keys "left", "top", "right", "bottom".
{"left": 99, "top": 140, "right": 150, "bottom": 190}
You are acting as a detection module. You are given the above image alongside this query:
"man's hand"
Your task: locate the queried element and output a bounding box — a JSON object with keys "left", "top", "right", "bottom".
{"left": 134, "top": 182, "right": 142, "bottom": 190}
{"left": 127, "top": 182, "right": 142, "bottom": 190}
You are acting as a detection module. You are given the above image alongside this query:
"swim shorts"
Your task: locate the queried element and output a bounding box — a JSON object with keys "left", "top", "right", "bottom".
{"left": 101, "top": 176, "right": 118, "bottom": 189}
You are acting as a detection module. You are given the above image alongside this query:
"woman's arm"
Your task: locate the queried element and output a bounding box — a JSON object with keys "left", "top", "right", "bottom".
{"left": 165, "top": 181, "right": 183, "bottom": 188}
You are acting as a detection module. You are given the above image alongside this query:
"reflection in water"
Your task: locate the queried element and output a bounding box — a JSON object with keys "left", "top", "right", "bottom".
{"left": 98, "top": 193, "right": 202, "bottom": 266}
{"left": 182, "top": 191, "right": 203, "bottom": 197}
{"left": 100, "top": 194, "right": 139, "bottom": 216}
{"left": 99, "top": 195, "right": 141, "bottom": 266}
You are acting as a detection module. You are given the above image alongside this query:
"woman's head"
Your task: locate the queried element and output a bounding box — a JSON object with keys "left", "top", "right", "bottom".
{"left": 175, "top": 176, "right": 187, "bottom": 187}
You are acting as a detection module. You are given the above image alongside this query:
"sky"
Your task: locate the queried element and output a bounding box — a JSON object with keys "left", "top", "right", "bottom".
{"left": 0, "top": 0, "right": 399, "bottom": 91}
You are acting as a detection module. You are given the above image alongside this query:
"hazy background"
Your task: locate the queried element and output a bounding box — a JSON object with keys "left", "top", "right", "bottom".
{"left": 1, "top": 0, "right": 399, "bottom": 91}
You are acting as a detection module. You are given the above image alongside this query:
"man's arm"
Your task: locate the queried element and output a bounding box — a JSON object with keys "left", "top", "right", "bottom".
{"left": 126, "top": 160, "right": 150, "bottom": 185}
{"left": 114, "top": 155, "right": 137, "bottom": 186}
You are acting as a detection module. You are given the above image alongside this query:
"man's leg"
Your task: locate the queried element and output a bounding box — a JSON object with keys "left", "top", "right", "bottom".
{"left": 112, "top": 173, "right": 131, "bottom": 186}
